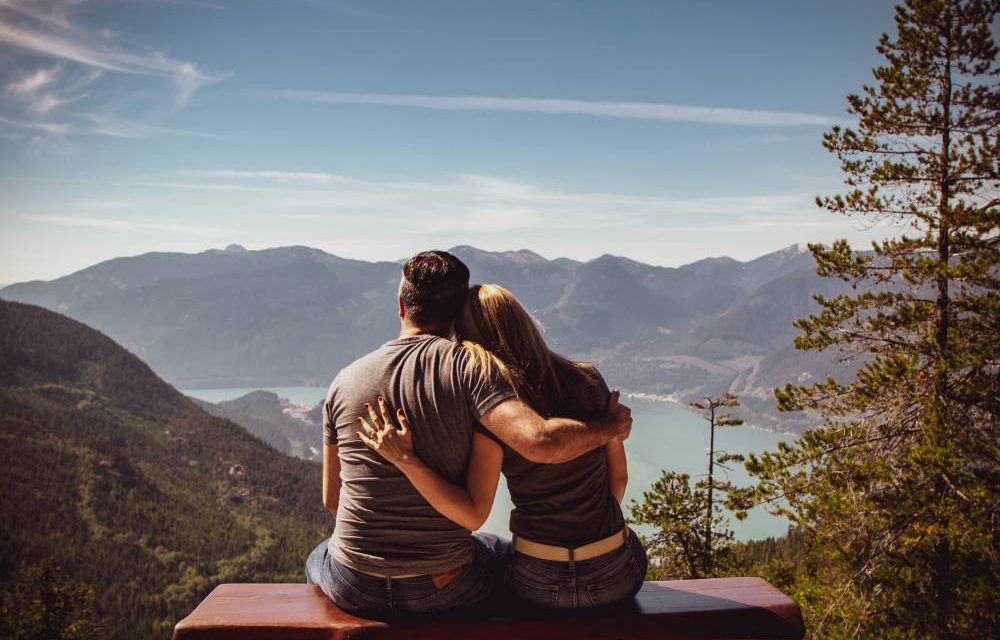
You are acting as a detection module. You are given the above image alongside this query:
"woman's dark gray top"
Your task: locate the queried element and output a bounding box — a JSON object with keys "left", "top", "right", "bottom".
{"left": 481, "top": 364, "right": 625, "bottom": 547}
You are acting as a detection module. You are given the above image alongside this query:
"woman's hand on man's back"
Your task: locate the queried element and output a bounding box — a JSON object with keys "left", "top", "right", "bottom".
{"left": 357, "top": 396, "right": 416, "bottom": 469}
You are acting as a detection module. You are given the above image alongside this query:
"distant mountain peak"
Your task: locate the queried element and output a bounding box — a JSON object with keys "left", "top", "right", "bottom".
{"left": 449, "top": 246, "right": 549, "bottom": 265}
{"left": 693, "top": 256, "right": 739, "bottom": 265}
{"left": 224, "top": 244, "right": 247, "bottom": 253}
{"left": 592, "top": 253, "right": 622, "bottom": 262}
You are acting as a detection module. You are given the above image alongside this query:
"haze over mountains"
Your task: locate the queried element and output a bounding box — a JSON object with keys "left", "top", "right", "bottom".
{"left": 1, "top": 244, "right": 857, "bottom": 432}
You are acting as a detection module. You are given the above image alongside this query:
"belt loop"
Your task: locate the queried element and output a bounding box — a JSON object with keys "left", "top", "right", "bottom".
{"left": 385, "top": 574, "right": 392, "bottom": 610}
{"left": 568, "top": 546, "right": 575, "bottom": 571}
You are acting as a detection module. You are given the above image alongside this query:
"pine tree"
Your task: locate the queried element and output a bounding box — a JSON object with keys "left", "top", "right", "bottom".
{"left": 630, "top": 393, "right": 743, "bottom": 579}
{"left": 689, "top": 393, "right": 744, "bottom": 575}
{"left": 629, "top": 470, "right": 733, "bottom": 579}
{"left": 0, "top": 561, "right": 104, "bottom": 640}
{"left": 730, "top": 1, "right": 999, "bottom": 638}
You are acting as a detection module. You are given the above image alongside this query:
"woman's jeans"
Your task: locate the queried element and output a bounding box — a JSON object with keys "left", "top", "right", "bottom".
{"left": 506, "top": 529, "right": 647, "bottom": 609}
{"left": 305, "top": 533, "right": 511, "bottom": 619}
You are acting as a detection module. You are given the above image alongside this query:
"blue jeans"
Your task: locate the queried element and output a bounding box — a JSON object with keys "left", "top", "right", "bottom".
{"left": 305, "top": 533, "right": 511, "bottom": 619}
{"left": 505, "top": 529, "right": 647, "bottom": 609}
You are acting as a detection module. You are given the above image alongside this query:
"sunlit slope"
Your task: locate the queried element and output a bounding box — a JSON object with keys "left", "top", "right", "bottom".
{"left": 0, "top": 300, "right": 328, "bottom": 640}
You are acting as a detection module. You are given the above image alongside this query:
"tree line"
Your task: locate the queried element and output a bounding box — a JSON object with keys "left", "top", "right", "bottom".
{"left": 630, "top": 1, "right": 998, "bottom": 638}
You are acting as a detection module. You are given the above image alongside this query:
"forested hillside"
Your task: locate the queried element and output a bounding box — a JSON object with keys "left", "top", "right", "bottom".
{"left": 0, "top": 301, "right": 329, "bottom": 639}
{"left": 193, "top": 390, "right": 322, "bottom": 461}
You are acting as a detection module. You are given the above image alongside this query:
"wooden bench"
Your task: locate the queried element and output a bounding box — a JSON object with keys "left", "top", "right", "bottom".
{"left": 172, "top": 577, "right": 805, "bottom": 639}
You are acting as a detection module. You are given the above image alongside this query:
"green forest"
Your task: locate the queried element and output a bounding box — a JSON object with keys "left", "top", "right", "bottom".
{"left": 0, "top": 301, "right": 330, "bottom": 639}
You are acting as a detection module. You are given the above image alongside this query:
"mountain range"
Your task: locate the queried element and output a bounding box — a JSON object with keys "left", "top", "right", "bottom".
{"left": 1, "top": 244, "right": 859, "bottom": 432}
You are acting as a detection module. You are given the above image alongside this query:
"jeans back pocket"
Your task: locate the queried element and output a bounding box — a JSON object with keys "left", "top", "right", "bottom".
{"left": 583, "top": 551, "right": 642, "bottom": 608}
{"left": 506, "top": 561, "right": 561, "bottom": 608}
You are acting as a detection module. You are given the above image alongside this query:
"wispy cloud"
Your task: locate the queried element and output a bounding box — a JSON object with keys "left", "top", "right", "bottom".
{"left": 4, "top": 64, "right": 86, "bottom": 114}
{"left": 82, "top": 112, "right": 220, "bottom": 139}
{"left": 5, "top": 170, "right": 821, "bottom": 229}
{"left": 0, "top": 110, "right": 214, "bottom": 139}
{"left": 0, "top": 0, "right": 77, "bottom": 29}
{"left": 7, "top": 64, "right": 61, "bottom": 95}
{"left": 0, "top": 0, "right": 225, "bottom": 148}
{"left": 166, "top": 170, "right": 809, "bottom": 217}
{"left": 262, "top": 91, "right": 843, "bottom": 127}
{"left": 172, "top": 169, "right": 354, "bottom": 185}
{"left": 0, "top": 18, "right": 224, "bottom": 103}
{"left": 4, "top": 170, "right": 898, "bottom": 278}
{"left": 654, "top": 218, "right": 851, "bottom": 233}
{"left": 138, "top": 170, "right": 823, "bottom": 235}
{"left": 0, "top": 113, "right": 70, "bottom": 134}
{"left": 21, "top": 214, "right": 231, "bottom": 236}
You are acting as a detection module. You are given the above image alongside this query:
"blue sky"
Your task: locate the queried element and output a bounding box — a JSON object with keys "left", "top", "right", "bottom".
{"left": 0, "top": 0, "right": 900, "bottom": 283}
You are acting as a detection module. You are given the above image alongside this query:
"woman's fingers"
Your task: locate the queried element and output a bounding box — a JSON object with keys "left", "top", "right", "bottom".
{"left": 364, "top": 402, "right": 383, "bottom": 430}
{"left": 357, "top": 429, "right": 378, "bottom": 450}
{"left": 357, "top": 415, "right": 377, "bottom": 438}
{"left": 377, "top": 396, "right": 395, "bottom": 430}
{"left": 396, "top": 409, "right": 410, "bottom": 436}
{"left": 358, "top": 399, "right": 410, "bottom": 454}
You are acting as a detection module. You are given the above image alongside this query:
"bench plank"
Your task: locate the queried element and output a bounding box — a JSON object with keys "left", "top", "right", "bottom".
{"left": 173, "top": 578, "right": 805, "bottom": 640}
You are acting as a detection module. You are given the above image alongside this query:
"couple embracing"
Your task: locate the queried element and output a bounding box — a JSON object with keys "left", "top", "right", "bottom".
{"left": 305, "top": 250, "right": 648, "bottom": 618}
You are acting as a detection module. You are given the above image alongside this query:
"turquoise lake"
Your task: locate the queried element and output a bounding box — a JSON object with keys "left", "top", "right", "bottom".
{"left": 183, "top": 386, "right": 793, "bottom": 542}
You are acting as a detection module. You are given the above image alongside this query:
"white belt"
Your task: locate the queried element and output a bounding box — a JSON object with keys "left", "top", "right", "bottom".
{"left": 513, "top": 528, "right": 629, "bottom": 562}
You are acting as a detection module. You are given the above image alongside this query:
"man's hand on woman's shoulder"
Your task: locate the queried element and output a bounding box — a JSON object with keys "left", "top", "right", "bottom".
{"left": 604, "top": 390, "right": 632, "bottom": 442}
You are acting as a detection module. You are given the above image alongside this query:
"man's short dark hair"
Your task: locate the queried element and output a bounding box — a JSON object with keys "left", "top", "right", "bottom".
{"left": 400, "top": 250, "right": 470, "bottom": 327}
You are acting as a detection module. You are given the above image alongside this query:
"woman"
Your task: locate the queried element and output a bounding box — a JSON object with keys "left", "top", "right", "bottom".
{"left": 358, "top": 284, "right": 647, "bottom": 609}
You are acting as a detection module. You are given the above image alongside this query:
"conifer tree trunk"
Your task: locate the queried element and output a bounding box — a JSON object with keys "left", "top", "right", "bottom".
{"left": 705, "top": 402, "right": 715, "bottom": 575}
{"left": 932, "top": 9, "right": 954, "bottom": 637}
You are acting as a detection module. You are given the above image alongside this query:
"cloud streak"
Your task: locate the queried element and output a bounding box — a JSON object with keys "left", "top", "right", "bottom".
{"left": 6, "top": 170, "right": 824, "bottom": 230}
{"left": 0, "top": 0, "right": 226, "bottom": 134}
{"left": 0, "top": 113, "right": 69, "bottom": 134}
{"left": 7, "top": 64, "right": 61, "bottom": 95}
{"left": 5, "top": 63, "right": 100, "bottom": 115}
{"left": 4, "top": 170, "right": 898, "bottom": 280}
{"left": 172, "top": 170, "right": 355, "bottom": 185}
{"left": 120, "top": 170, "right": 826, "bottom": 235}
{"left": 21, "top": 214, "right": 231, "bottom": 236}
{"left": 0, "top": 19, "right": 223, "bottom": 103}
{"left": 81, "top": 112, "right": 220, "bottom": 139}
{"left": 264, "top": 91, "right": 843, "bottom": 127}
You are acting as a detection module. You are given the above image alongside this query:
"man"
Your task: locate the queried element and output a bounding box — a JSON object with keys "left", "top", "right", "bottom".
{"left": 305, "top": 250, "right": 632, "bottom": 618}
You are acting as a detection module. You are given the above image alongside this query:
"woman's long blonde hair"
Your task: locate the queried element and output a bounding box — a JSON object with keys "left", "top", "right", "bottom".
{"left": 457, "top": 284, "right": 591, "bottom": 417}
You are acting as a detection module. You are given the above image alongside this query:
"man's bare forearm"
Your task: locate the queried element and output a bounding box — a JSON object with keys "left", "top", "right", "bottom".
{"left": 481, "top": 394, "right": 631, "bottom": 465}
{"left": 527, "top": 415, "right": 618, "bottom": 464}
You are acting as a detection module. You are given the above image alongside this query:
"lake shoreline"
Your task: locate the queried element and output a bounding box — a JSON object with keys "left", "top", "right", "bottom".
{"left": 624, "top": 390, "right": 801, "bottom": 439}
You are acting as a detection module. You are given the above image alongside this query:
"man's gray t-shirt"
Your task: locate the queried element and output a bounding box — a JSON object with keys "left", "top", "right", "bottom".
{"left": 324, "top": 333, "right": 515, "bottom": 576}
